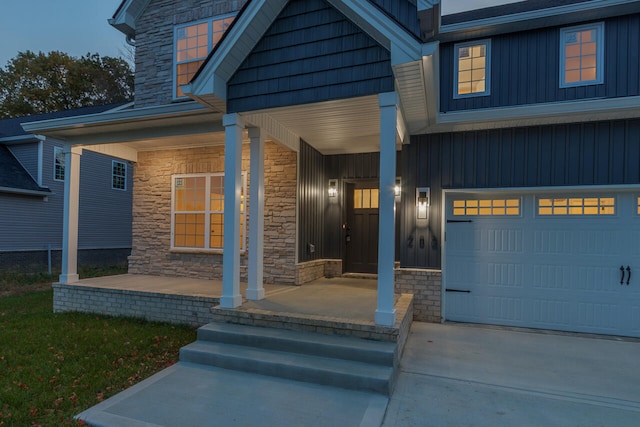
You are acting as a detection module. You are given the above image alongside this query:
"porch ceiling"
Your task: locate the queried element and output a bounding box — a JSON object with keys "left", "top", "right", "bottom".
{"left": 248, "top": 95, "right": 384, "bottom": 155}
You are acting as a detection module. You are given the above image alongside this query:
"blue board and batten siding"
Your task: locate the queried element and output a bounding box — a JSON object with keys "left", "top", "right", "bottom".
{"left": 298, "top": 142, "right": 403, "bottom": 264}
{"left": 367, "top": 0, "right": 421, "bottom": 39}
{"left": 401, "top": 119, "right": 640, "bottom": 269}
{"left": 227, "top": 0, "right": 394, "bottom": 113}
{"left": 440, "top": 14, "right": 640, "bottom": 112}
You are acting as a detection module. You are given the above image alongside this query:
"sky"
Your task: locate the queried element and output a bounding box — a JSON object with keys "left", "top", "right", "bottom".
{"left": 0, "top": 0, "right": 520, "bottom": 68}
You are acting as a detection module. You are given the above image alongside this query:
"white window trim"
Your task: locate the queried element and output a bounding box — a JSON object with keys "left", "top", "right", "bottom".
{"left": 53, "top": 146, "right": 64, "bottom": 182}
{"left": 173, "top": 13, "right": 236, "bottom": 100}
{"left": 170, "top": 172, "right": 247, "bottom": 252}
{"left": 112, "top": 160, "right": 127, "bottom": 191}
{"left": 453, "top": 39, "right": 491, "bottom": 99}
{"left": 559, "top": 22, "right": 605, "bottom": 88}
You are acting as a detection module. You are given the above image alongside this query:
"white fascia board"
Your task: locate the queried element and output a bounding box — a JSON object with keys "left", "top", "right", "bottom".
{"left": 330, "top": 0, "right": 421, "bottom": 66}
{"left": 21, "top": 102, "right": 210, "bottom": 135}
{"left": 417, "top": 0, "right": 440, "bottom": 12}
{"left": 435, "top": 96, "right": 640, "bottom": 132}
{"left": 0, "top": 134, "right": 40, "bottom": 144}
{"left": 0, "top": 186, "right": 51, "bottom": 197}
{"left": 189, "top": 0, "right": 288, "bottom": 101}
{"left": 441, "top": 0, "right": 637, "bottom": 34}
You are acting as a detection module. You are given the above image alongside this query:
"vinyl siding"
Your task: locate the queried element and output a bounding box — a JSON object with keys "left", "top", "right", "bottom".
{"left": 401, "top": 119, "right": 640, "bottom": 269}
{"left": 227, "top": 0, "right": 394, "bottom": 113}
{"left": 0, "top": 142, "right": 132, "bottom": 252}
{"left": 440, "top": 14, "right": 640, "bottom": 112}
{"left": 367, "top": 0, "right": 421, "bottom": 39}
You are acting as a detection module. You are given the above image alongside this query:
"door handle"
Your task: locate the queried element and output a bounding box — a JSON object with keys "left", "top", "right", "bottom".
{"left": 626, "top": 266, "right": 631, "bottom": 285}
{"left": 620, "top": 265, "right": 625, "bottom": 285}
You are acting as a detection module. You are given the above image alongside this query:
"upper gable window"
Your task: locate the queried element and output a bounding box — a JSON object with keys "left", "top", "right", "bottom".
{"left": 560, "top": 23, "right": 604, "bottom": 88}
{"left": 454, "top": 40, "right": 491, "bottom": 98}
{"left": 174, "top": 14, "right": 236, "bottom": 98}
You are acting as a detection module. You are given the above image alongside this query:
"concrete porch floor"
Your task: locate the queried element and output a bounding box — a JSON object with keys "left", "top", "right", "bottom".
{"left": 60, "top": 274, "right": 383, "bottom": 323}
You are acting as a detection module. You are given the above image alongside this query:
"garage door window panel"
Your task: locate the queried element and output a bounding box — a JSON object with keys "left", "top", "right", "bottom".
{"left": 453, "top": 199, "right": 520, "bottom": 216}
{"left": 538, "top": 197, "right": 615, "bottom": 216}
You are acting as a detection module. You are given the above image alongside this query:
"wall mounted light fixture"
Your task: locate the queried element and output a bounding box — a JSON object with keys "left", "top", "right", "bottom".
{"left": 394, "top": 177, "right": 402, "bottom": 199}
{"left": 416, "top": 187, "right": 430, "bottom": 219}
{"left": 328, "top": 179, "right": 338, "bottom": 197}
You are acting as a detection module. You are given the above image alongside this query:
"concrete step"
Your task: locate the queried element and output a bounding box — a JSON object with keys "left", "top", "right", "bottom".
{"left": 196, "top": 322, "right": 397, "bottom": 366}
{"left": 180, "top": 340, "right": 394, "bottom": 395}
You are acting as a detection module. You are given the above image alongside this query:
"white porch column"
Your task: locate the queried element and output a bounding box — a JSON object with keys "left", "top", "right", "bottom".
{"left": 59, "top": 146, "right": 83, "bottom": 284}
{"left": 246, "top": 127, "right": 265, "bottom": 300}
{"left": 221, "top": 113, "right": 244, "bottom": 308}
{"left": 376, "top": 92, "right": 398, "bottom": 326}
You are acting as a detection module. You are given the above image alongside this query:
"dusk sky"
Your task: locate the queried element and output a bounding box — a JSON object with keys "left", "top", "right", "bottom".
{"left": 0, "top": 0, "right": 520, "bottom": 67}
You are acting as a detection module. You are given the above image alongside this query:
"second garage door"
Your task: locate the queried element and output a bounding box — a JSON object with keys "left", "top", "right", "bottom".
{"left": 444, "top": 189, "right": 640, "bottom": 337}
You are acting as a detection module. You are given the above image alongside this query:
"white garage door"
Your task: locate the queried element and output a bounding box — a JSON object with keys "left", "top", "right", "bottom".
{"left": 444, "top": 190, "right": 640, "bottom": 337}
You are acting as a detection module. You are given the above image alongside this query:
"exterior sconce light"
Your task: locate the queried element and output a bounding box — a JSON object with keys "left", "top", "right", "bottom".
{"left": 416, "top": 187, "right": 430, "bottom": 219}
{"left": 328, "top": 179, "right": 338, "bottom": 197}
{"left": 394, "top": 177, "right": 401, "bottom": 199}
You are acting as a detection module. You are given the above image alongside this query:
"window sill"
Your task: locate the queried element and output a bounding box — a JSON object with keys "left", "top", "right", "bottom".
{"left": 170, "top": 248, "right": 246, "bottom": 256}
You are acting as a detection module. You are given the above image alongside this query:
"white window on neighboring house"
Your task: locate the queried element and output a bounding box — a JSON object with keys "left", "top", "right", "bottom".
{"left": 53, "top": 147, "right": 65, "bottom": 181}
{"left": 454, "top": 39, "right": 491, "bottom": 98}
{"left": 560, "top": 22, "right": 604, "bottom": 88}
{"left": 174, "top": 14, "right": 236, "bottom": 98}
{"left": 171, "top": 172, "right": 246, "bottom": 251}
{"left": 112, "top": 160, "right": 127, "bottom": 190}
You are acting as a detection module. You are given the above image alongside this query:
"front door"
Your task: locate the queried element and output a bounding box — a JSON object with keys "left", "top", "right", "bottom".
{"left": 345, "top": 181, "right": 379, "bottom": 274}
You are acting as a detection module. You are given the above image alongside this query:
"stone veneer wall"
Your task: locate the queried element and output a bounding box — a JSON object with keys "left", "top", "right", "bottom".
{"left": 295, "top": 259, "right": 343, "bottom": 284}
{"left": 134, "top": 0, "right": 249, "bottom": 107}
{"left": 395, "top": 268, "right": 442, "bottom": 323}
{"left": 128, "top": 142, "right": 297, "bottom": 284}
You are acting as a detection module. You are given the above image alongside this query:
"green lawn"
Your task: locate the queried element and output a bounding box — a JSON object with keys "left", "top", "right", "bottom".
{"left": 0, "top": 289, "right": 196, "bottom": 426}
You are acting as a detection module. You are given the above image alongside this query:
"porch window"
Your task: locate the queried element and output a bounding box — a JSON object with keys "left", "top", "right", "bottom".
{"left": 53, "top": 147, "right": 65, "bottom": 181}
{"left": 454, "top": 39, "right": 491, "bottom": 98}
{"left": 171, "top": 173, "right": 246, "bottom": 250}
{"left": 174, "top": 14, "right": 236, "bottom": 98}
{"left": 560, "top": 23, "right": 604, "bottom": 88}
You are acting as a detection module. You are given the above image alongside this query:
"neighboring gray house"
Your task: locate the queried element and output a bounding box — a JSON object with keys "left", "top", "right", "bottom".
{"left": 0, "top": 104, "right": 133, "bottom": 273}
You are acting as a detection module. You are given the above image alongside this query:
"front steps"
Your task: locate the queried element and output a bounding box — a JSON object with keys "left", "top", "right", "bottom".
{"left": 180, "top": 322, "right": 399, "bottom": 395}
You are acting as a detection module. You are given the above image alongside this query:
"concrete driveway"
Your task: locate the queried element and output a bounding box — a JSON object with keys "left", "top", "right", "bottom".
{"left": 384, "top": 323, "right": 640, "bottom": 427}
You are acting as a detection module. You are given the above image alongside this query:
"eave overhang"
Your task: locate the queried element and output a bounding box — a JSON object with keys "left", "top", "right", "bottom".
{"left": 108, "top": 0, "right": 152, "bottom": 37}
{"left": 440, "top": 0, "right": 640, "bottom": 42}
{"left": 0, "top": 186, "right": 51, "bottom": 198}
{"left": 432, "top": 96, "right": 640, "bottom": 134}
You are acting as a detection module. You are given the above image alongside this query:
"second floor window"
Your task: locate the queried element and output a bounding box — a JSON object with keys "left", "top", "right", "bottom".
{"left": 54, "top": 147, "right": 65, "bottom": 181}
{"left": 454, "top": 39, "right": 491, "bottom": 98}
{"left": 560, "top": 22, "right": 604, "bottom": 88}
{"left": 174, "top": 14, "right": 236, "bottom": 98}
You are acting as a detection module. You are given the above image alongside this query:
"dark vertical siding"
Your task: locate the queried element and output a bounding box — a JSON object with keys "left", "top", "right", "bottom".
{"left": 441, "top": 14, "right": 640, "bottom": 112}
{"left": 401, "top": 119, "right": 640, "bottom": 269}
{"left": 228, "top": 0, "right": 394, "bottom": 113}
{"left": 298, "top": 141, "right": 325, "bottom": 262}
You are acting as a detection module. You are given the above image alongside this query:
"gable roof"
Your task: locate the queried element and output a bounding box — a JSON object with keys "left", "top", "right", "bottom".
{"left": 183, "top": 0, "right": 423, "bottom": 112}
{"left": 0, "top": 145, "right": 50, "bottom": 196}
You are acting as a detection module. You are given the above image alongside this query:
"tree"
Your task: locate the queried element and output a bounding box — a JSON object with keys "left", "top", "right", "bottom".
{"left": 0, "top": 51, "right": 134, "bottom": 118}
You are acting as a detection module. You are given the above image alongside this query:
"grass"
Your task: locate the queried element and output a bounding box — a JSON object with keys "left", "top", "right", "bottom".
{"left": 0, "top": 270, "right": 196, "bottom": 426}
